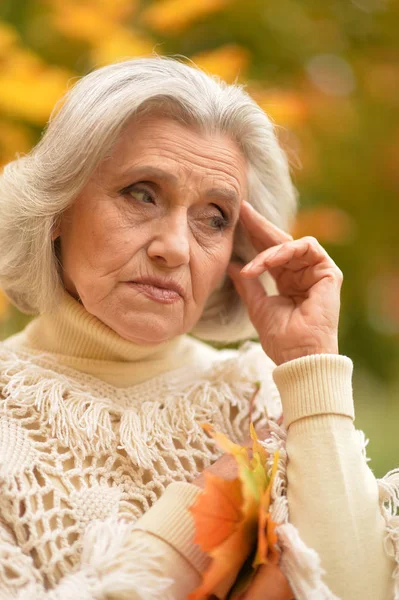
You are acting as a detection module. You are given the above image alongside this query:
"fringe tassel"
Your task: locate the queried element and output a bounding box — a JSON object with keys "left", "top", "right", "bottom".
{"left": 355, "top": 428, "right": 371, "bottom": 463}
{"left": 277, "top": 523, "right": 340, "bottom": 600}
{"left": 378, "top": 468, "right": 399, "bottom": 599}
{"left": 259, "top": 419, "right": 289, "bottom": 525}
{"left": 258, "top": 418, "right": 340, "bottom": 599}
{"left": 0, "top": 354, "right": 117, "bottom": 456}
{"left": 0, "top": 346, "right": 278, "bottom": 470}
{"left": 80, "top": 519, "right": 174, "bottom": 600}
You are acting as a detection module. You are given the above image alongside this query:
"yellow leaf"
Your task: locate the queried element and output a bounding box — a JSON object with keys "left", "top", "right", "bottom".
{"left": 141, "top": 0, "right": 231, "bottom": 33}
{"left": 0, "top": 121, "right": 34, "bottom": 167}
{"left": 51, "top": 5, "right": 119, "bottom": 44}
{"left": 89, "top": 0, "right": 138, "bottom": 21}
{"left": 190, "top": 45, "right": 250, "bottom": 83}
{"left": 91, "top": 29, "right": 155, "bottom": 66}
{"left": 47, "top": 0, "right": 138, "bottom": 44}
{"left": 249, "top": 422, "right": 268, "bottom": 466}
{"left": 250, "top": 87, "right": 308, "bottom": 127}
{"left": 253, "top": 451, "right": 280, "bottom": 567}
{"left": 47, "top": 0, "right": 137, "bottom": 22}
{"left": 202, "top": 423, "right": 251, "bottom": 472}
{"left": 0, "top": 58, "right": 72, "bottom": 126}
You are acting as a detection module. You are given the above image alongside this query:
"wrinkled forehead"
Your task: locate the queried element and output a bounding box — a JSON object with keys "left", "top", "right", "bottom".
{"left": 97, "top": 114, "right": 248, "bottom": 200}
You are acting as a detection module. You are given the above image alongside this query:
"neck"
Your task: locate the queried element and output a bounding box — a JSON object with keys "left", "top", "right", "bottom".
{"left": 2, "top": 287, "right": 213, "bottom": 388}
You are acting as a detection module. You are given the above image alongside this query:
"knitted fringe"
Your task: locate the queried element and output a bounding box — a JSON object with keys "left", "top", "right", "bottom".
{"left": 259, "top": 419, "right": 339, "bottom": 599}
{"left": 278, "top": 524, "right": 340, "bottom": 600}
{"left": 378, "top": 468, "right": 399, "bottom": 599}
{"left": 0, "top": 345, "right": 277, "bottom": 470}
{"left": 4, "top": 344, "right": 396, "bottom": 597}
{"left": 11, "top": 521, "right": 174, "bottom": 600}
{"left": 81, "top": 519, "right": 174, "bottom": 599}
{"left": 261, "top": 418, "right": 398, "bottom": 599}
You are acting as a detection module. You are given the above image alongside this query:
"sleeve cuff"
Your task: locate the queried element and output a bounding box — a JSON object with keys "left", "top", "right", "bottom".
{"left": 272, "top": 353, "right": 355, "bottom": 429}
{"left": 132, "top": 482, "right": 210, "bottom": 575}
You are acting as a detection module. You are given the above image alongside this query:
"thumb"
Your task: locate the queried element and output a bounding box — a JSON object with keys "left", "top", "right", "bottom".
{"left": 227, "top": 261, "right": 267, "bottom": 312}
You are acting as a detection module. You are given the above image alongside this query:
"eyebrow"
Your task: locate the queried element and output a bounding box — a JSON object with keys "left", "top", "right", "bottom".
{"left": 119, "top": 165, "right": 240, "bottom": 205}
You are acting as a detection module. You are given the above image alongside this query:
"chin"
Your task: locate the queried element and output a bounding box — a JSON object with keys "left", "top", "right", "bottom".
{"left": 112, "top": 318, "right": 180, "bottom": 345}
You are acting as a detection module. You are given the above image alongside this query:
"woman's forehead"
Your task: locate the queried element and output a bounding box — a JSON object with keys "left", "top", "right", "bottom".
{"left": 101, "top": 115, "right": 247, "bottom": 195}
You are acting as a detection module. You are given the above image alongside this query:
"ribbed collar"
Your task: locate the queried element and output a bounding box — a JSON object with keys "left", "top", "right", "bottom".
{"left": 2, "top": 288, "right": 215, "bottom": 388}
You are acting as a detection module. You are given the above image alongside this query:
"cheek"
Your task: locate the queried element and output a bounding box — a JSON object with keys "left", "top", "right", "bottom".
{"left": 192, "top": 239, "right": 233, "bottom": 293}
{"left": 61, "top": 211, "right": 129, "bottom": 277}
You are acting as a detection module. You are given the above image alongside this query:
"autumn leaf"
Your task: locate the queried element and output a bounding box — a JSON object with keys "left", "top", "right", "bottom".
{"left": 47, "top": 0, "right": 138, "bottom": 43}
{"left": 190, "top": 45, "right": 250, "bottom": 83}
{"left": 191, "top": 473, "right": 244, "bottom": 551}
{"left": 90, "top": 28, "right": 155, "bottom": 66}
{"left": 0, "top": 120, "right": 33, "bottom": 168}
{"left": 189, "top": 424, "right": 287, "bottom": 599}
{"left": 249, "top": 87, "right": 308, "bottom": 128}
{"left": 0, "top": 47, "right": 71, "bottom": 125}
{"left": 253, "top": 451, "right": 280, "bottom": 568}
{"left": 189, "top": 472, "right": 257, "bottom": 600}
{"left": 141, "top": 0, "right": 231, "bottom": 34}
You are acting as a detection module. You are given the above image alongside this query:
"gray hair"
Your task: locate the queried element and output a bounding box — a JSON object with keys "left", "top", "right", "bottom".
{"left": 0, "top": 55, "right": 298, "bottom": 344}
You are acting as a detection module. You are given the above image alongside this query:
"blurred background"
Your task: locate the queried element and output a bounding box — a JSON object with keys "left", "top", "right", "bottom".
{"left": 0, "top": 0, "right": 398, "bottom": 476}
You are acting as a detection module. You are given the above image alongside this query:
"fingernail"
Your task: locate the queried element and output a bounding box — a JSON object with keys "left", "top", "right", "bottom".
{"left": 241, "top": 261, "right": 254, "bottom": 272}
{"left": 266, "top": 249, "right": 279, "bottom": 260}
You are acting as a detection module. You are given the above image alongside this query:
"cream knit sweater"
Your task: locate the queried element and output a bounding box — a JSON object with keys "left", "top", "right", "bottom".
{"left": 0, "top": 288, "right": 397, "bottom": 600}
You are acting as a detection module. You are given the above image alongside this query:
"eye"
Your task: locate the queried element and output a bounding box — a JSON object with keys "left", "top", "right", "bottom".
{"left": 207, "top": 205, "right": 230, "bottom": 231}
{"left": 124, "top": 184, "right": 155, "bottom": 204}
{"left": 209, "top": 215, "right": 229, "bottom": 231}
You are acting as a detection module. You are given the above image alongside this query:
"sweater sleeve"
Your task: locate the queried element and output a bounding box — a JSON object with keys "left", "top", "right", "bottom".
{"left": 272, "top": 353, "right": 396, "bottom": 600}
{"left": 0, "top": 483, "right": 207, "bottom": 600}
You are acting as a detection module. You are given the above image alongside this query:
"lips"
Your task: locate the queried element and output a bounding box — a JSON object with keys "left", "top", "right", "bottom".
{"left": 133, "top": 283, "right": 180, "bottom": 301}
{"left": 130, "top": 276, "right": 185, "bottom": 298}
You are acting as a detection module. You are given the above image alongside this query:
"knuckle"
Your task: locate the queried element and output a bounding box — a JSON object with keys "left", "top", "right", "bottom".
{"left": 305, "top": 235, "right": 319, "bottom": 246}
{"left": 336, "top": 268, "right": 344, "bottom": 282}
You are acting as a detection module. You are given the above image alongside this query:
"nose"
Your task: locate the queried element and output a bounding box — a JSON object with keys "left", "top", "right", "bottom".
{"left": 147, "top": 209, "right": 190, "bottom": 268}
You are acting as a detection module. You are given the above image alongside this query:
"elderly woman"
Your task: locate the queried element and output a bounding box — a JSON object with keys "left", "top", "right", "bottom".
{"left": 0, "top": 56, "right": 397, "bottom": 600}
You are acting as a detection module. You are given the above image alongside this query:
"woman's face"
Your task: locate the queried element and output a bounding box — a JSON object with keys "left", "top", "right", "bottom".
{"left": 53, "top": 114, "right": 247, "bottom": 344}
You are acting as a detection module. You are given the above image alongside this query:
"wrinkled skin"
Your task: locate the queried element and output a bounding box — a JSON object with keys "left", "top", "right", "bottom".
{"left": 53, "top": 115, "right": 247, "bottom": 344}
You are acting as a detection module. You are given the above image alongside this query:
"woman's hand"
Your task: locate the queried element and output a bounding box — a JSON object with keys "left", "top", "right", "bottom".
{"left": 192, "top": 451, "right": 238, "bottom": 489}
{"left": 235, "top": 563, "right": 294, "bottom": 600}
{"left": 227, "top": 200, "right": 343, "bottom": 366}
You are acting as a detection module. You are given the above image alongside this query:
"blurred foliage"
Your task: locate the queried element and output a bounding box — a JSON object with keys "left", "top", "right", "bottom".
{"left": 0, "top": 0, "right": 398, "bottom": 474}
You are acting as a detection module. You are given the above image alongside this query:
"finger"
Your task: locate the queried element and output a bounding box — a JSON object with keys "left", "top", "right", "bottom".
{"left": 240, "top": 201, "right": 294, "bottom": 251}
{"left": 227, "top": 261, "right": 267, "bottom": 312}
{"left": 241, "top": 237, "right": 330, "bottom": 277}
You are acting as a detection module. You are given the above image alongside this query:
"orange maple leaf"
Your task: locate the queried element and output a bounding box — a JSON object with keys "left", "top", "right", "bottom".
{"left": 191, "top": 473, "right": 244, "bottom": 552}
{"left": 189, "top": 472, "right": 257, "bottom": 599}
{"left": 189, "top": 424, "right": 285, "bottom": 599}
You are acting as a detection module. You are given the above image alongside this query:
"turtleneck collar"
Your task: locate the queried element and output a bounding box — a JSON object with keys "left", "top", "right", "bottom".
{"left": 2, "top": 288, "right": 217, "bottom": 388}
